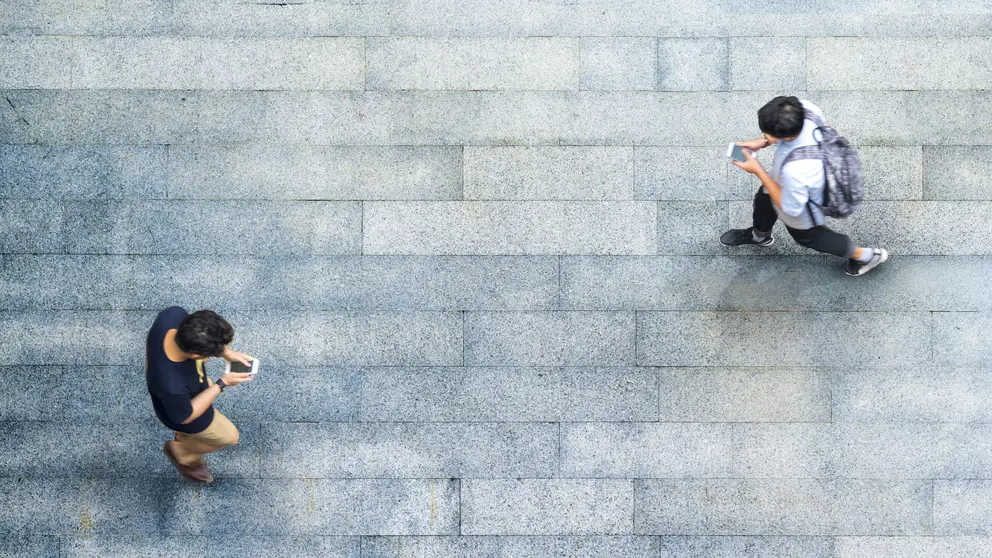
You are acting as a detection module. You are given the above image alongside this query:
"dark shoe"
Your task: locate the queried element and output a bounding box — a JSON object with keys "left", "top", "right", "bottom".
{"left": 720, "top": 227, "right": 774, "bottom": 247}
{"left": 163, "top": 441, "right": 213, "bottom": 484}
{"left": 844, "top": 248, "right": 889, "bottom": 276}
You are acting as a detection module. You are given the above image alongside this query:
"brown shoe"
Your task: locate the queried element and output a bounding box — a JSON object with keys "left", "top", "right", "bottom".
{"left": 163, "top": 441, "right": 214, "bottom": 484}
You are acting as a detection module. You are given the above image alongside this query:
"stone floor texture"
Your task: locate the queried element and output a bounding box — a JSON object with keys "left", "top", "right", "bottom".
{"left": 3, "top": 1, "right": 992, "bottom": 557}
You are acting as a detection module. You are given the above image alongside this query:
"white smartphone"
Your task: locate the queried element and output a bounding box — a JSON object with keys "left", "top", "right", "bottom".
{"left": 727, "top": 142, "right": 749, "bottom": 162}
{"left": 225, "top": 358, "right": 259, "bottom": 375}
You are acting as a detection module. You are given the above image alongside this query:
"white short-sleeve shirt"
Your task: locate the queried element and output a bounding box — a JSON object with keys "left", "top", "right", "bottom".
{"left": 768, "top": 100, "right": 827, "bottom": 230}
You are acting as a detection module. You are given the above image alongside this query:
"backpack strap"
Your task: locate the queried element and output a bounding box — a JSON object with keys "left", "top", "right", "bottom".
{"left": 804, "top": 108, "right": 826, "bottom": 128}
{"left": 781, "top": 145, "right": 821, "bottom": 167}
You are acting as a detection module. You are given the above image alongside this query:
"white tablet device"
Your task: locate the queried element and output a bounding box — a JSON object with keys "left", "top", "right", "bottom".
{"left": 225, "top": 358, "right": 259, "bottom": 375}
{"left": 727, "top": 142, "right": 749, "bottom": 163}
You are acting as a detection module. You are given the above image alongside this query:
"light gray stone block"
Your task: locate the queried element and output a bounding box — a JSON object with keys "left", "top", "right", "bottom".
{"left": 0, "top": 146, "right": 168, "bottom": 200}
{"left": 560, "top": 423, "right": 734, "bottom": 478}
{"left": 729, "top": 38, "right": 805, "bottom": 90}
{"left": 168, "top": 146, "right": 461, "bottom": 201}
{"left": 732, "top": 424, "right": 832, "bottom": 479}
{"left": 832, "top": 367, "right": 992, "bottom": 422}
{"left": 0, "top": 421, "right": 260, "bottom": 479}
{"left": 171, "top": 0, "right": 388, "bottom": 37}
{"left": 232, "top": 310, "right": 462, "bottom": 367}
{"left": 174, "top": 479, "right": 459, "bottom": 536}
{"left": 733, "top": 423, "right": 992, "bottom": 479}
{"left": 560, "top": 255, "right": 992, "bottom": 312}
{"left": 808, "top": 38, "right": 992, "bottom": 91}
{"left": 363, "top": 202, "right": 657, "bottom": 255}
{"left": 634, "top": 479, "right": 933, "bottom": 535}
{"left": 658, "top": 368, "right": 830, "bottom": 422}
{"left": 363, "top": 536, "right": 661, "bottom": 558}
{"left": 72, "top": 37, "right": 365, "bottom": 90}
{"left": 924, "top": 146, "right": 992, "bottom": 200}
{"left": 0, "top": 255, "right": 557, "bottom": 312}
{"left": 729, "top": 146, "right": 924, "bottom": 201}
{"left": 367, "top": 37, "right": 580, "bottom": 91}
{"left": 1, "top": 0, "right": 173, "bottom": 35}
{"left": 72, "top": 37, "right": 200, "bottom": 90}
{"left": 932, "top": 312, "right": 992, "bottom": 367}
{"left": 260, "top": 422, "right": 557, "bottom": 478}
{"left": 0, "top": 311, "right": 149, "bottom": 365}
{"left": 727, "top": 200, "right": 992, "bottom": 256}
{"left": 635, "top": 147, "right": 729, "bottom": 201}
{"left": 463, "top": 147, "right": 633, "bottom": 200}
{"left": 580, "top": 38, "right": 656, "bottom": 91}
{"left": 657, "top": 201, "right": 729, "bottom": 255}
{"left": 62, "top": 200, "right": 362, "bottom": 255}
{"left": 935, "top": 481, "right": 992, "bottom": 535}
{"left": 658, "top": 536, "right": 834, "bottom": 558}
{"left": 0, "top": 37, "right": 72, "bottom": 89}
{"left": 0, "top": 200, "right": 64, "bottom": 254}
{"left": 657, "top": 39, "right": 728, "bottom": 91}
{"left": 465, "top": 312, "right": 635, "bottom": 366}
{"left": 462, "top": 479, "right": 634, "bottom": 535}
{"left": 835, "top": 536, "right": 992, "bottom": 558}
{"left": 358, "top": 366, "right": 658, "bottom": 422}
{"left": 819, "top": 91, "right": 992, "bottom": 146}
{"left": 0, "top": 90, "right": 196, "bottom": 146}
{"left": 636, "top": 311, "right": 930, "bottom": 367}
{"left": 196, "top": 38, "right": 365, "bottom": 91}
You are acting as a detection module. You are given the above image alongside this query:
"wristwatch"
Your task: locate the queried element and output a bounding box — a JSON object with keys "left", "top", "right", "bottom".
{"left": 216, "top": 378, "right": 227, "bottom": 392}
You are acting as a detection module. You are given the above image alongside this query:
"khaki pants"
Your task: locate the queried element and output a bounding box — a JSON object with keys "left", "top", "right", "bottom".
{"left": 175, "top": 408, "right": 238, "bottom": 448}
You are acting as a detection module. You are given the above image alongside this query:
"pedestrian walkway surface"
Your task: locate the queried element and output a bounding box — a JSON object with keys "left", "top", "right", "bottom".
{"left": 3, "top": 1, "right": 992, "bottom": 557}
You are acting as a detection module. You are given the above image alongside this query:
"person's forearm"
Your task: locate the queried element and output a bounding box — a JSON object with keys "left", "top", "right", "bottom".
{"left": 755, "top": 169, "right": 783, "bottom": 208}
{"left": 181, "top": 384, "right": 222, "bottom": 424}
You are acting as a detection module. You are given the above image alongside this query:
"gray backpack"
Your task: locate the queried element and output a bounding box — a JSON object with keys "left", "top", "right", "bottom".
{"left": 781, "top": 110, "right": 864, "bottom": 218}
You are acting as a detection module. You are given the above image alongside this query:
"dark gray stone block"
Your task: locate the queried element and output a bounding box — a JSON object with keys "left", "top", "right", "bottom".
{"left": 0, "top": 534, "right": 58, "bottom": 558}
{"left": 637, "top": 311, "right": 931, "bottom": 367}
{"left": 932, "top": 312, "right": 992, "bottom": 367}
{"left": 363, "top": 536, "right": 661, "bottom": 558}
{"left": 0, "top": 311, "right": 150, "bottom": 365}
{"left": 465, "top": 312, "right": 636, "bottom": 366}
{"left": 171, "top": 479, "right": 459, "bottom": 535}
{"left": 357, "top": 366, "right": 658, "bottom": 422}
{"left": 0, "top": 421, "right": 260, "bottom": 480}
{"left": 0, "top": 255, "right": 558, "bottom": 312}
{"left": 635, "top": 479, "right": 933, "bottom": 535}
{"left": 0, "top": 146, "right": 168, "bottom": 200}
{"left": 562, "top": 256, "right": 992, "bottom": 312}
{"left": 259, "top": 422, "right": 557, "bottom": 478}
{"left": 61, "top": 200, "right": 362, "bottom": 256}
{"left": 168, "top": 146, "right": 461, "bottom": 201}
{"left": 658, "top": 536, "right": 834, "bottom": 558}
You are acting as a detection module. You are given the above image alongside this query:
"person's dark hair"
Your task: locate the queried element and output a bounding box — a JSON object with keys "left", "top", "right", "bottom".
{"left": 176, "top": 310, "right": 234, "bottom": 357}
{"left": 758, "top": 96, "right": 806, "bottom": 139}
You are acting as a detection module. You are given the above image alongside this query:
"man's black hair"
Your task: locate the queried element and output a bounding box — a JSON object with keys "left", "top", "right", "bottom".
{"left": 758, "top": 96, "right": 806, "bottom": 139}
{"left": 176, "top": 310, "right": 234, "bottom": 357}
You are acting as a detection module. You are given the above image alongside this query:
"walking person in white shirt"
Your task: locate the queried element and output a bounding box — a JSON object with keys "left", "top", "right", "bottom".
{"left": 720, "top": 96, "right": 887, "bottom": 276}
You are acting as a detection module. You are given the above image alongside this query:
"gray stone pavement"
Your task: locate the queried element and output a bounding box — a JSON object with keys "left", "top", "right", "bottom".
{"left": 2, "top": 1, "right": 992, "bottom": 556}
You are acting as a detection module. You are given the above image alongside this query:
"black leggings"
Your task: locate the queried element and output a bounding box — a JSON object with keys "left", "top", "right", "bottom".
{"left": 752, "top": 188, "right": 855, "bottom": 259}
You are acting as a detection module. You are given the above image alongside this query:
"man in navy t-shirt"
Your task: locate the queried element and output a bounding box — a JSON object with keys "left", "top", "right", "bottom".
{"left": 146, "top": 307, "right": 253, "bottom": 483}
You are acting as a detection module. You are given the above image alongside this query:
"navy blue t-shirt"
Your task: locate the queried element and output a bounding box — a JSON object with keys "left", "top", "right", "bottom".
{"left": 146, "top": 306, "right": 215, "bottom": 434}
